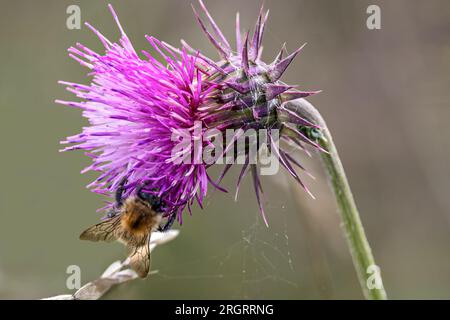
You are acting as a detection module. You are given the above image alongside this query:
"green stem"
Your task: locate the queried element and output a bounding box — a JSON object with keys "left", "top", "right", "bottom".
{"left": 283, "top": 99, "right": 387, "bottom": 300}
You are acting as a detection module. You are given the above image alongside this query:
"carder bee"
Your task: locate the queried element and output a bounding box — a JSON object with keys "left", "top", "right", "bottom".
{"left": 79, "top": 180, "right": 173, "bottom": 278}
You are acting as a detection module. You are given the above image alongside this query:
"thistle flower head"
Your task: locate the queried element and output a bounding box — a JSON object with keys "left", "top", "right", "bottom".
{"left": 58, "top": 2, "right": 323, "bottom": 228}
{"left": 178, "top": 0, "right": 323, "bottom": 225}
{"left": 57, "top": 5, "right": 218, "bottom": 222}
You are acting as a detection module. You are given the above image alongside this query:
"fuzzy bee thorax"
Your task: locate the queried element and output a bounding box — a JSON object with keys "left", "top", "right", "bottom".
{"left": 120, "top": 197, "right": 161, "bottom": 235}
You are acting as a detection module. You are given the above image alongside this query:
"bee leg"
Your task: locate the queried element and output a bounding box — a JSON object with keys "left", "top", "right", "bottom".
{"left": 158, "top": 213, "right": 176, "bottom": 232}
{"left": 105, "top": 208, "right": 117, "bottom": 219}
{"left": 115, "top": 177, "right": 128, "bottom": 207}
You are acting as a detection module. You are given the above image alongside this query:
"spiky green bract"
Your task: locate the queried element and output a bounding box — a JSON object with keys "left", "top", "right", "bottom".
{"left": 179, "top": 1, "right": 322, "bottom": 225}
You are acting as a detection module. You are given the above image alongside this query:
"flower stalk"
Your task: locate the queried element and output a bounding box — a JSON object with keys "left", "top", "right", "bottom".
{"left": 283, "top": 98, "right": 387, "bottom": 300}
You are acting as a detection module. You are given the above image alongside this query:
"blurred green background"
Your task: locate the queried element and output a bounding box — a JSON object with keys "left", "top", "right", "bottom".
{"left": 0, "top": 0, "right": 449, "bottom": 299}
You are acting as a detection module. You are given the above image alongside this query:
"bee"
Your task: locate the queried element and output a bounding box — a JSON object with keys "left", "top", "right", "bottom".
{"left": 79, "top": 181, "right": 167, "bottom": 278}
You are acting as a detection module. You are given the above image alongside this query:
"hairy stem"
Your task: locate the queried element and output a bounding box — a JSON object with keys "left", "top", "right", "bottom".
{"left": 283, "top": 99, "right": 387, "bottom": 300}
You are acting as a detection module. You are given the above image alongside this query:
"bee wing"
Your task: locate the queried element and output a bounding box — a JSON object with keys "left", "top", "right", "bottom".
{"left": 127, "top": 235, "right": 151, "bottom": 278}
{"left": 79, "top": 216, "right": 121, "bottom": 243}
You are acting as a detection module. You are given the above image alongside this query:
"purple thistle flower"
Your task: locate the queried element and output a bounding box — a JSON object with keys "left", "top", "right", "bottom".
{"left": 57, "top": 5, "right": 220, "bottom": 224}
{"left": 175, "top": 0, "right": 323, "bottom": 226}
